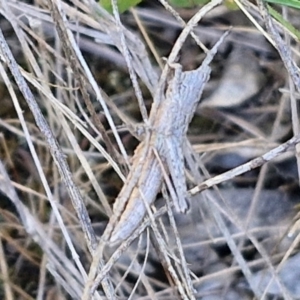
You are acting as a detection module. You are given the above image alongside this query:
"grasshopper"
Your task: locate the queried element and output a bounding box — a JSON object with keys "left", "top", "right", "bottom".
{"left": 104, "top": 36, "right": 225, "bottom": 244}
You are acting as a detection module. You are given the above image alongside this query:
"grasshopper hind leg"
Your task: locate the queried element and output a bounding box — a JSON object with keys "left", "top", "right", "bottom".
{"left": 164, "top": 136, "right": 190, "bottom": 213}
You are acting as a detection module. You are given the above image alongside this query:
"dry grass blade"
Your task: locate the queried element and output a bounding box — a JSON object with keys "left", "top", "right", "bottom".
{"left": 47, "top": 0, "right": 124, "bottom": 167}
{"left": 1, "top": 0, "right": 300, "bottom": 299}
{"left": 0, "top": 6, "right": 105, "bottom": 297}
{"left": 0, "top": 27, "right": 98, "bottom": 253}
{"left": 190, "top": 133, "right": 300, "bottom": 194}
{"left": 0, "top": 160, "right": 89, "bottom": 298}
{"left": 0, "top": 236, "right": 13, "bottom": 300}
{"left": 257, "top": 0, "right": 300, "bottom": 92}
{"left": 111, "top": 0, "right": 149, "bottom": 123}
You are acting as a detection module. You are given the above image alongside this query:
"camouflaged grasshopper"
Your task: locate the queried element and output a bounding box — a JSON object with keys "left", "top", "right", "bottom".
{"left": 104, "top": 37, "right": 224, "bottom": 244}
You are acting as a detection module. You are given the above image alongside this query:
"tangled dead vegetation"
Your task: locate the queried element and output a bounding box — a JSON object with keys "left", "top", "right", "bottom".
{"left": 0, "top": 0, "right": 300, "bottom": 299}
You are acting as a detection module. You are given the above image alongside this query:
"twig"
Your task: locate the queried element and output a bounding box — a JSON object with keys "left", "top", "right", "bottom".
{"left": 190, "top": 133, "right": 300, "bottom": 195}
{"left": 158, "top": 0, "right": 208, "bottom": 52}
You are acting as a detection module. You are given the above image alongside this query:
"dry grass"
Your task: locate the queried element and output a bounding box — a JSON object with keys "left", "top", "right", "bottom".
{"left": 0, "top": 0, "right": 300, "bottom": 299}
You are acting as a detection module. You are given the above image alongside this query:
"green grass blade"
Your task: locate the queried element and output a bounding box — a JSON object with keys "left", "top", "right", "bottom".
{"left": 267, "top": 4, "right": 300, "bottom": 41}
{"left": 169, "top": 0, "right": 210, "bottom": 6}
{"left": 100, "top": 0, "right": 142, "bottom": 13}
{"left": 264, "top": 0, "right": 300, "bottom": 9}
